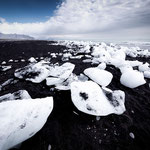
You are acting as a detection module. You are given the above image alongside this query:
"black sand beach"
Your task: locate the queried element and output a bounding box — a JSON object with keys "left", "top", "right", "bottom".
{"left": 0, "top": 40, "right": 150, "bottom": 150}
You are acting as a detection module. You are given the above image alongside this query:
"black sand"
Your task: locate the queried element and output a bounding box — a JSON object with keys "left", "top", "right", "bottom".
{"left": 0, "top": 40, "right": 150, "bottom": 150}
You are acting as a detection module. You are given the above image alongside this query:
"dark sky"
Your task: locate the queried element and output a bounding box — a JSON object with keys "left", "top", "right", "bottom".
{"left": 0, "top": 0, "right": 61, "bottom": 22}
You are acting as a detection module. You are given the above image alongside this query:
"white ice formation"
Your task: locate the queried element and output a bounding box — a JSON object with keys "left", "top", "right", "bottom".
{"left": 71, "top": 81, "right": 125, "bottom": 116}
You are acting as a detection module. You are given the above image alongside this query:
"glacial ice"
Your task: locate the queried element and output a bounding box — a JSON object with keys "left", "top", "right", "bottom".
{"left": 14, "top": 60, "right": 52, "bottom": 83}
{"left": 28, "top": 57, "right": 37, "bottom": 63}
{"left": 84, "top": 68, "right": 113, "bottom": 86}
{"left": 120, "top": 70, "right": 146, "bottom": 88}
{"left": 0, "top": 97, "right": 53, "bottom": 150}
{"left": 0, "top": 65, "right": 11, "bottom": 71}
{"left": 71, "top": 81, "right": 125, "bottom": 116}
{"left": 0, "top": 90, "right": 31, "bottom": 103}
{"left": 46, "top": 77, "right": 64, "bottom": 86}
{"left": 138, "top": 63, "right": 149, "bottom": 72}
{"left": 49, "top": 62, "right": 75, "bottom": 80}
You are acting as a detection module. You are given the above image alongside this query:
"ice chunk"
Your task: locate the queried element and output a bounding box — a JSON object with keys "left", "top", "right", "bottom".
{"left": 97, "top": 63, "right": 106, "bottom": 70}
{"left": 8, "top": 59, "right": 13, "bottom": 62}
{"left": 28, "top": 57, "right": 37, "bottom": 63}
{"left": 111, "top": 50, "right": 126, "bottom": 60}
{"left": 80, "top": 45, "right": 90, "bottom": 53}
{"left": 126, "top": 60, "right": 143, "bottom": 67}
{"left": 1, "top": 61, "right": 6, "bottom": 65}
{"left": 62, "top": 53, "right": 72, "bottom": 61}
{"left": 71, "top": 81, "right": 125, "bottom": 116}
{"left": 0, "top": 65, "right": 11, "bottom": 71}
{"left": 14, "top": 60, "right": 19, "bottom": 63}
{"left": 51, "top": 53, "right": 57, "bottom": 58}
{"left": 78, "top": 73, "right": 88, "bottom": 82}
{"left": 55, "top": 73, "right": 78, "bottom": 90}
{"left": 91, "top": 58, "right": 101, "bottom": 64}
{"left": 85, "top": 55, "right": 92, "bottom": 58}
{"left": 92, "top": 48, "right": 111, "bottom": 63}
{"left": 0, "top": 97, "right": 53, "bottom": 150}
{"left": 0, "top": 78, "right": 18, "bottom": 91}
{"left": 84, "top": 68, "right": 113, "bottom": 86}
{"left": 21, "top": 59, "right": 25, "bottom": 62}
{"left": 0, "top": 90, "right": 31, "bottom": 103}
{"left": 49, "top": 62, "right": 75, "bottom": 80}
{"left": 110, "top": 58, "right": 127, "bottom": 68}
{"left": 46, "top": 77, "right": 64, "bottom": 86}
{"left": 138, "top": 63, "right": 149, "bottom": 72}
{"left": 14, "top": 61, "right": 52, "bottom": 83}
{"left": 40, "top": 57, "right": 44, "bottom": 60}
{"left": 129, "top": 132, "right": 135, "bottom": 139}
{"left": 83, "top": 59, "right": 92, "bottom": 63}
{"left": 48, "top": 145, "right": 52, "bottom": 150}
{"left": 119, "top": 65, "right": 133, "bottom": 74}
{"left": 144, "top": 71, "right": 150, "bottom": 78}
{"left": 120, "top": 70, "right": 146, "bottom": 88}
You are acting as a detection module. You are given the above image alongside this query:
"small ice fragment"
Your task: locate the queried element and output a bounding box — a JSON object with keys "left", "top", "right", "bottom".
{"left": 21, "top": 59, "right": 25, "bottom": 62}
{"left": 96, "top": 116, "right": 100, "bottom": 121}
{"left": 131, "top": 110, "right": 134, "bottom": 114}
{"left": 48, "top": 144, "right": 51, "bottom": 150}
{"left": 73, "top": 111, "right": 79, "bottom": 115}
{"left": 28, "top": 57, "right": 37, "bottom": 63}
{"left": 14, "top": 60, "right": 19, "bottom": 63}
{"left": 8, "top": 59, "right": 13, "bottom": 62}
{"left": 129, "top": 132, "right": 135, "bottom": 139}
{"left": 97, "top": 63, "right": 106, "bottom": 70}
{"left": 144, "top": 71, "right": 150, "bottom": 78}
{"left": 1, "top": 61, "right": 6, "bottom": 65}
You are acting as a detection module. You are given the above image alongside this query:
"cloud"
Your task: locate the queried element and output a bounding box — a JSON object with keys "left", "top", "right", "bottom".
{"left": 0, "top": 17, "right": 6, "bottom": 23}
{"left": 0, "top": 0, "right": 150, "bottom": 40}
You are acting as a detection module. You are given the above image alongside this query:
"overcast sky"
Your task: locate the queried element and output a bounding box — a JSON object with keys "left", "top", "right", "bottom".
{"left": 0, "top": 0, "right": 150, "bottom": 41}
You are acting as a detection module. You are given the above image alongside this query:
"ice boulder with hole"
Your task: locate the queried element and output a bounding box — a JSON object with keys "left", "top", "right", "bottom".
{"left": 120, "top": 70, "right": 146, "bottom": 88}
{"left": 84, "top": 68, "right": 113, "bottom": 86}
{"left": 0, "top": 97, "right": 53, "bottom": 150}
{"left": 71, "top": 81, "right": 125, "bottom": 116}
{"left": 14, "top": 61, "right": 52, "bottom": 83}
{"left": 0, "top": 90, "right": 31, "bottom": 103}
